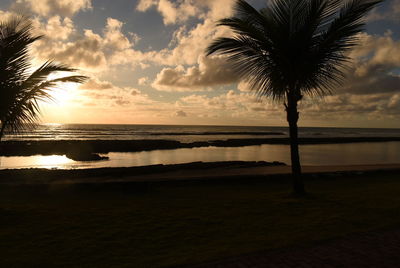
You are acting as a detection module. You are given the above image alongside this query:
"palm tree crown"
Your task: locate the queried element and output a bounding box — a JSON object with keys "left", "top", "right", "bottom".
{"left": 207, "top": 0, "right": 381, "bottom": 194}
{"left": 207, "top": 0, "right": 381, "bottom": 100}
{"left": 0, "top": 16, "right": 87, "bottom": 139}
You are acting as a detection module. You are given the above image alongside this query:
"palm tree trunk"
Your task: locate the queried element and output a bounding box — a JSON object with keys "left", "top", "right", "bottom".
{"left": 0, "top": 122, "right": 5, "bottom": 143}
{"left": 286, "top": 94, "right": 305, "bottom": 195}
{"left": 0, "top": 122, "right": 5, "bottom": 167}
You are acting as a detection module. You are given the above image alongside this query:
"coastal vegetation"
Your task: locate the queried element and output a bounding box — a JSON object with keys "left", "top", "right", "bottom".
{"left": 0, "top": 16, "right": 87, "bottom": 142}
{"left": 206, "top": 0, "right": 382, "bottom": 194}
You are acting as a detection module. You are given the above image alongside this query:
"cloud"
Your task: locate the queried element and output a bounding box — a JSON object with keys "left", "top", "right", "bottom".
{"left": 103, "top": 18, "right": 131, "bottom": 51}
{"left": 79, "top": 78, "right": 114, "bottom": 90}
{"left": 175, "top": 110, "right": 187, "bottom": 117}
{"left": 136, "top": 0, "right": 235, "bottom": 24}
{"left": 79, "top": 79, "right": 155, "bottom": 109}
{"left": 12, "top": 0, "right": 92, "bottom": 17}
{"left": 136, "top": 0, "right": 158, "bottom": 12}
{"left": 337, "top": 32, "right": 400, "bottom": 95}
{"left": 134, "top": 0, "right": 234, "bottom": 68}
{"left": 34, "top": 16, "right": 75, "bottom": 40}
{"left": 136, "top": 0, "right": 202, "bottom": 25}
{"left": 31, "top": 17, "right": 145, "bottom": 71}
{"left": 152, "top": 55, "right": 238, "bottom": 91}
{"left": 366, "top": 0, "right": 400, "bottom": 22}
{"left": 177, "top": 90, "right": 280, "bottom": 118}
{"left": 298, "top": 92, "right": 400, "bottom": 123}
{"left": 0, "top": 10, "right": 16, "bottom": 22}
{"left": 33, "top": 29, "right": 107, "bottom": 70}
{"left": 138, "top": 77, "right": 150, "bottom": 86}
{"left": 131, "top": 88, "right": 141, "bottom": 95}
{"left": 149, "top": 15, "right": 233, "bottom": 66}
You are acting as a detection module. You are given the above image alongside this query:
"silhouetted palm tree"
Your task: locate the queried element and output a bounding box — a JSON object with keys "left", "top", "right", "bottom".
{"left": 207, "top": 0, "right": 381, "bottom": 195}
{"left": 0, "top": 16, "right": 87, "bottom": 141}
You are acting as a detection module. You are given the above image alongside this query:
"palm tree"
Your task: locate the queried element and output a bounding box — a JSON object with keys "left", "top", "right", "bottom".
{"left": 0, "top": 15, "right": 87, "bottom": 141}
{"left": 207, "top": 0, "right": 381, "bottom": 195}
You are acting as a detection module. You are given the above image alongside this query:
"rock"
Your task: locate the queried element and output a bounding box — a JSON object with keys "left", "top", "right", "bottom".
{"left": 66, "top": 151, "right": 109, "bottom": 162}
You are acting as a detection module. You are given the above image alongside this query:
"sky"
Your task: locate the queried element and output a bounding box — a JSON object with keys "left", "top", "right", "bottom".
{"left": 0, "top": 0, "right": 399, "bottom": 128}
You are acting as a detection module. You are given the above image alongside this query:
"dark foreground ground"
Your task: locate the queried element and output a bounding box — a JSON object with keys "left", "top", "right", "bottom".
{"left": 1, "top": 168, "right": 400, "bottom": 267}
{"left": 189, "top": 228, "right": 400, "bottom": 268}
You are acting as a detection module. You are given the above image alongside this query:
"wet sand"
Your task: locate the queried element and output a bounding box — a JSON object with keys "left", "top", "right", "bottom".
{"left": 0, "top": 161, "right": 399, "bottom": 185}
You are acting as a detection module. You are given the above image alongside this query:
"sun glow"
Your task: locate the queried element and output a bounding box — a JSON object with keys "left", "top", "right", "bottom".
{"left": 50, "top": 82, "right": 79, "bottom": 106}
{"left": 36, "top": 155, "right": 73, "bottom": 169}
{"left": 39, "top": 81, "right": 86, "bottom": 124}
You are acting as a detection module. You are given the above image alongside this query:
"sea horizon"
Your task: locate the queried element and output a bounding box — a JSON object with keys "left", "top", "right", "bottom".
{"left": 38, "top": 122, "right": 400, "bottom": 130}
{"left": 3, "top": 123, "right": 400, "bottom": 143}
{"left": 1, "top": 124, "right": 400, "bottom": 170}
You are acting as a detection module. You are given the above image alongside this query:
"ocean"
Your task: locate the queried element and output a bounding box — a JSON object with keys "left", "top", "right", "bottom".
{"left": 3, "top": 124, "right": 400, "bottom": 142}
{"left": 1, "top": 124, "right": 400, "bottom": 169}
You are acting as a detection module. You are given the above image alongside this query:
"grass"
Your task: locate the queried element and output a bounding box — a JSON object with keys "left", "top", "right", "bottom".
{"left": 1, "top": 171, "right": 400, "bottom": 267}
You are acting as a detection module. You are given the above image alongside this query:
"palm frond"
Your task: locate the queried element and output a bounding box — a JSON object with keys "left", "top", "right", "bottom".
{"left": 0, "top": 15, "right": 88, "bottom": 137}
{"left": 206, "top": 0, "right": 382, "bottom": 101}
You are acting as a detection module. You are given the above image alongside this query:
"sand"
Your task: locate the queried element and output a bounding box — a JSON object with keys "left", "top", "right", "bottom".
{"left": 0, "top": 161, "right": 399, "bottom": 185}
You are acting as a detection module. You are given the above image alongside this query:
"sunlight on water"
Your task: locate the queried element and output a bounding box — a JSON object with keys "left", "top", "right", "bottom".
{"left": 0, "top": 155, "right": 74, "bottom": 169}
{"left": 1, "top": 142, "right": 400, "bottom": 170}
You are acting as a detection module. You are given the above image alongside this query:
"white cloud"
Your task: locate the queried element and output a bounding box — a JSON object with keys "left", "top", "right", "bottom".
{"left": 136, "top": 0, "right": 158, "bottom": 12}
{"left": 137, "top": 0, "right": 202, "bottom": 25}
{"left": 79, "top": 78, "right": 114, "bottom": 90}
{"left": 12, "top": 0, "right": 92, "bottom": 17}
{"left": 136, "top": 0, "right": 235, "bottom": 24}
{"left": 34, "top": 16, "right": 75, "bottom": 40}
{"left": 33, "top": 29, "right": 107, "bottom": 70}
{"left": 138, "top": 77, "right": 150, "bottom": 86}
{"left": 31, "top": 17, "right": 145, "bottom": 72}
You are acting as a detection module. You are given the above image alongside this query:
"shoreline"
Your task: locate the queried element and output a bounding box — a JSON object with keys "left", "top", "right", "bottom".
{"left": 1, "top": 161, "right": 399, "bottom": 186}
{"left": 1, "top": 136, "right": 400, "bottom": 156}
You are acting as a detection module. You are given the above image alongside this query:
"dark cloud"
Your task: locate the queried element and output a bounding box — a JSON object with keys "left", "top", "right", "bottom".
{"left": 153, "top": 55, "right": 239, "bottom": 91}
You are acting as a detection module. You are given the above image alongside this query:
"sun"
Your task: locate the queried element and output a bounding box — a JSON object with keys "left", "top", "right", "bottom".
{"left": 39, "top": 81, "right": 84, "bottom": 123}
{"left": 50, "top": 82, "right": 79, "bottom": 106}
{"left": 41, "top": 71, "right": 84, "bottom": 107}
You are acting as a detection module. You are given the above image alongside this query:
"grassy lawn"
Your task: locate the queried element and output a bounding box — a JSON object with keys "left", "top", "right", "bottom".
{"left": 1, "top": 171, "right": 400, "bottom": 267}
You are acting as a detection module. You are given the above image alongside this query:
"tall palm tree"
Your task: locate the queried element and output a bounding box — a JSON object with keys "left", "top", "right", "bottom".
{"left": 207, "top": 0, "right": 381, "bottom": 195}
{"left": 0, "top": 15, "right": 87, "bottom": 141}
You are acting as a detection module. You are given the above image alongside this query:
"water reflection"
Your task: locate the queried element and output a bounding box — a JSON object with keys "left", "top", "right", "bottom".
{"left": 1, "top": 155, "right": 74, "bottom": 169}
{"left": 1, "top": 142, "right": 400, "bottom": 170}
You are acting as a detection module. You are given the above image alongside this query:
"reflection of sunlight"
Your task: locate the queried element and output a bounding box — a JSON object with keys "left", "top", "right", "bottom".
{"left": 36, "top": 155, "right": 73, "bottom": 169}
{"left": 0, "top": 155, "right": 75, "bottom": 170}
{"left": 43, "top": 122, "right": 63, "bottom": 127}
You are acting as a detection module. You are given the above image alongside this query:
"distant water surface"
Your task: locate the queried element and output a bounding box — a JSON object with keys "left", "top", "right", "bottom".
{"left": 1, "top": 124, "right": 400, "bottom": 170}
{"left": 1, "top": 142, "right": 400, "bottom": 170}
{"left": 3, "top": 124, "right": 400, "bottom": 143}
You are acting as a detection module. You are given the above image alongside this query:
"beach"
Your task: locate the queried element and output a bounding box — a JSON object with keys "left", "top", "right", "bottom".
{"left": 1, "top": 164, "right": 400, "bottom": 267}
{"left": 1, "top": 161, "right": 400, "bottom": 185}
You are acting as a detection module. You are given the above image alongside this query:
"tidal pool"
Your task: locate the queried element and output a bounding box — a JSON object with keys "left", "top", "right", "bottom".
{"left": 1, "top": 142, "right": 400, "bottom": 170}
